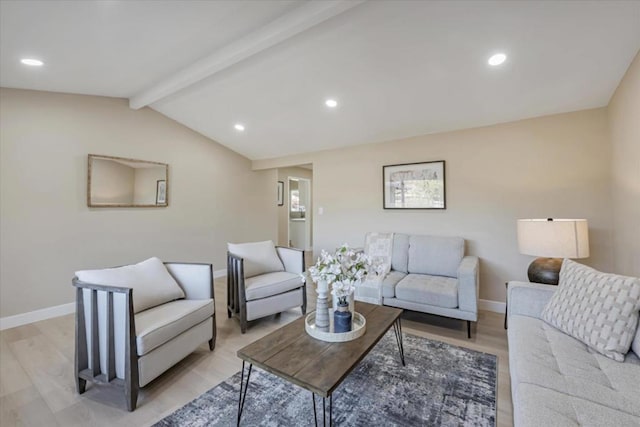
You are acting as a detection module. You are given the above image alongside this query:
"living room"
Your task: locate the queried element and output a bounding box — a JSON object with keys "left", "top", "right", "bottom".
{"left": 1, "top": 1, "right": 638, "bottom": 426}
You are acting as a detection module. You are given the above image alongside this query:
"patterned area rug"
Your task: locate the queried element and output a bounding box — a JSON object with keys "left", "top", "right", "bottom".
{"left": 155, "top": 332, "right": 497, "bottom": 426}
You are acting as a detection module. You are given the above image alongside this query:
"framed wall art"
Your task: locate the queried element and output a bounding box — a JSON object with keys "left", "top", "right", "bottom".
{"left": 156, "top": 180, "right": 167, "bottom": 205}
{"left": 383, "top": 161, "right": 446, "bottom": 209}
{"left": 277, "top": 181, "right": 284, "bottom": 206}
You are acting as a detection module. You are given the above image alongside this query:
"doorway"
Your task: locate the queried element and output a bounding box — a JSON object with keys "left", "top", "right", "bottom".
{"left": 288, "top": 177, "right": 312, "bottom": 250}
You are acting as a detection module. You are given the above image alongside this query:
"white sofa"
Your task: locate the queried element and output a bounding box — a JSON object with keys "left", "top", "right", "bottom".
{"left": 375, "top": 233, "right": 479, "bottom": 338}
{"left": 73, "top": 258, "right": 216, "bottom": 411}
{"left": 507, "top": 281, "right": 640, "bottom": 426}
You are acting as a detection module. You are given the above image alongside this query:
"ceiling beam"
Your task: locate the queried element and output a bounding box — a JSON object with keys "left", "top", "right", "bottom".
{"left": 129, "top": 0, "right": 366, "bottom": 110}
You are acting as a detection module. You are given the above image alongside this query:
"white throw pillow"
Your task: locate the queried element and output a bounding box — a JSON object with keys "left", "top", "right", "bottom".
{"left": 228, "top": 240, "right": 284, "bottom": 278}
{"left": 75, "top": 257, "right": 185, "bottom": 314}
{"left": 541, "top": 259, "right": 640, "bottom": 362}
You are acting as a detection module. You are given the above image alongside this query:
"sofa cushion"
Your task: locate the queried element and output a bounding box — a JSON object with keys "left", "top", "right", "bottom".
{"left": 391, "top": 233, "right": 409, "bottom": 273}
{"left": 508, "top": 315, "right": 640, "bottom": 417}
{"left": 382, "top": 271, "right": 407, "bottom": 298}
{"left": 407, "top": 235, "right": 464, "bottom": 278}
{"left": 135, "top": 299, "right": 214, "bottom": 356}
{"left": 228, "top": 240, "right": 284, "bottom": 278}
{"left": 541, "top": 259, "right": 640, "bottom": 361}
{"left": 75, "top": 257, "right": 185, "bottom": 314}
{"left": 514, "top": 382, "right": 640, "bottom": 427}
{"left": 395, "top": 274, "right": 458, "bottom": 308}
{"left": 244, "top": 271, "right": 302, "bottom": 301}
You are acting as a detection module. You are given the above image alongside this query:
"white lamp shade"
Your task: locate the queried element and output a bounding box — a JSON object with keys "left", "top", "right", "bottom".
{"left": 517, "top": 219, "right": 589, "bottom": 258}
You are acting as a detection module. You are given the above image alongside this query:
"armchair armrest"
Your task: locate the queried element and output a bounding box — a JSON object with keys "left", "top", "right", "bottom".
{"left": 507, "top": 281, "right": 556, "bottom": 321}
{"left": 72, "top": 277, "right": 137, "bottom": 405}
{"left": 276, "top": 246, "right": 305, "bottom": 275}
{"left": 457, "top": 256, "right": 479, "bottom": 315}
{"left": 164, "top": 262, "right": 214, "bottom": 300}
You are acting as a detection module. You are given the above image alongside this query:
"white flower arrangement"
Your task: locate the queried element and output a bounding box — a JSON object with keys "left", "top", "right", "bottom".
{"left": 305, "top": 244, "right": 377, "bottom": 305}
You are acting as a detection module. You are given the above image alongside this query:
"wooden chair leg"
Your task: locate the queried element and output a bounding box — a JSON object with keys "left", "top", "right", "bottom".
{"left": 125, "top": 383, "right": 139, "bottom": 412}
{"left": 209, "top": 314, "right": 217, "bottom": 351}
{"left": 240, "top": 315, "right": 247, "bottom": 334}
{"left": 467, "top": 320, "right": 472, "bottom": 339}
{"left": 76, "top": 377, "right": 86, "bottom": 394}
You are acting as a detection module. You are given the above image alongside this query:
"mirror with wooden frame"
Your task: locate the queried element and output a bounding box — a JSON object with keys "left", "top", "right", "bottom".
{"left": 87, "top": 154, "right": 169, "bottom": 207}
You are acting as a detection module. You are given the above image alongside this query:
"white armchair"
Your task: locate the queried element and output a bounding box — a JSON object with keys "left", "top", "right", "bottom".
{"left": 227, "top": 241, "right": 306, "bottom": 333}
{"left": 72, "top": 258, "right": 216, "bottom": 411}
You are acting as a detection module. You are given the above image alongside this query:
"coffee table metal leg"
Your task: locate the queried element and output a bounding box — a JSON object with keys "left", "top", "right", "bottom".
{"left": 393, "top": 318, "right": 406, "bottom": 366}
{"left": 311, "top": 393, "right": 333, "bottom": 427}
{"left": 312, "top": 393, "right": 317, "bottom": 426}
{"left": 237, "top": 361, "right": 253, "bottom": 426}
{"left": 329, "top": 394, "right": 332, "bottom": 427}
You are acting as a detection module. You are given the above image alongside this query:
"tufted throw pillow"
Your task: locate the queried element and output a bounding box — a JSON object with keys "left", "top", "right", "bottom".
{"left": 75, "top": 257, "right": 185, "bottom": 314}
{"left": 228, "top": 240, "right": 284, "bottom": 278}
{"left": 541, "top": 259, "right": 640, "bottom": 361}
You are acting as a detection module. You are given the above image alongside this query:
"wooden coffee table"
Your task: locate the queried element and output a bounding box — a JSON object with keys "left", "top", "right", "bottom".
{"left": 236, "top": 302, "right": 405, "bottom": 426}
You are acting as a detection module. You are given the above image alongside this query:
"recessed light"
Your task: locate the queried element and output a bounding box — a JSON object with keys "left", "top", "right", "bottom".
{"left": 20, "top": 58, "right": 44, "bottom": 67}
{"left": 234, "top": 123, "right": 245, "bottom": 131}
{"left": 325, "top": 99, "right": 338, "bottom": 108}
{"left": 488, "top": 53, "right": 506, "bottom": 66}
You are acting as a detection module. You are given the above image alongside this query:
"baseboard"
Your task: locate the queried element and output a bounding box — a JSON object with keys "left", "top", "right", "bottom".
{"left": 479, "top": 299, "right": 506, "bottom": 314}
{"left": 0, "top": 275, "right": 503, "bottom": 329}
{"left": 0, "top": 302, "right": 76, "bottom": 331}
{"left": 1, "top": 268, "right": 229, "bottom": 330}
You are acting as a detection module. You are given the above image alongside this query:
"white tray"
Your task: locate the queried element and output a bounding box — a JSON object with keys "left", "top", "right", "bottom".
{"left": 305, "top": 311, "right": 366, "bottom": 342}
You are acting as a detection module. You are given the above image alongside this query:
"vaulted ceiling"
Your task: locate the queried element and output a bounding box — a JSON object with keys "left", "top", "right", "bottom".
{"left": 2, "top": 1, "right": 639, "bottom": 160}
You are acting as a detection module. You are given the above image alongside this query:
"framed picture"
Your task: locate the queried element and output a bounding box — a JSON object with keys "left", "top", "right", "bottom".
{"left": 156, "top": 180, "right": 167, "bottom": 205}
{"left": 277, "top": 181, "right": 284, "bottom": 206}
{"left": 383, "top": 161, "right": 446, "bottom": 209}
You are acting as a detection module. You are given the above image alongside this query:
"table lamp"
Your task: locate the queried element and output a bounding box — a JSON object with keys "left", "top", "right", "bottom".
{"left": 517, "top": 218, "right": 589, "bottom": 285}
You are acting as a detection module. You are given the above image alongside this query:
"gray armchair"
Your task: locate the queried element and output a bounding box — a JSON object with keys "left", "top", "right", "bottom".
{"left": 227, "top": 240, "right": 306, "bottom": 333}
{"left": 72, "top": 258, "right": 216, "bottom": 411}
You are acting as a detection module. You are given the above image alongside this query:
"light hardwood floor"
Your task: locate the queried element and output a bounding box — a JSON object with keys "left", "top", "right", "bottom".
{"left": 1, "top": 276, "right": 513, "bottom": 427}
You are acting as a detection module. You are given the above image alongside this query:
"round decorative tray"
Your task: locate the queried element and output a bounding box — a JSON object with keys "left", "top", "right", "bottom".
{"left": 305, "top": 311, "right": 366, "bottom": 342}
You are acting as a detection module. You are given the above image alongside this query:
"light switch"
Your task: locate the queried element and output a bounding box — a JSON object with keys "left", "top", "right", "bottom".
{"left": 318, "top": 207, "right": 324, "bottom": 215}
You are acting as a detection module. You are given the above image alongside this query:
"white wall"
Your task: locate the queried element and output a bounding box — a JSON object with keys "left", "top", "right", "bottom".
{"left": 0, "top": 88, "right": 276, "bottom": 318}
{"left": 608, "top": 52, "right": 640, "bottom": 277}
{"left": 255, "top": 108, "right": 614, "bottom": 303}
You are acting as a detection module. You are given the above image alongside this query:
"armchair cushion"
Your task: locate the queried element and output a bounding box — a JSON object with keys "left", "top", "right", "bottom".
{"left": 396, "top": 274, "right": 458, "bottom": 308}
{"left": 244, "top": 271, "right": 303, "bottom": 301}
{"left": 135, "top": 299, "right": 214, "bottom": 356}
{"left": 75, "top": 257, "right": 185, "bottom": 314}
{"left": 407, "top": 235, "right": 464, "bottom": 278}
{"left": 228, "top": 240, "right": 284, "bottom": 278}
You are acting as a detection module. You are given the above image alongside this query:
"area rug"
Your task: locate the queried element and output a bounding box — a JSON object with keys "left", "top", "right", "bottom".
{"left": 154, "top": 332, "right": 497, "bottom": 426}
